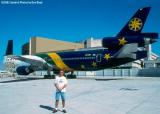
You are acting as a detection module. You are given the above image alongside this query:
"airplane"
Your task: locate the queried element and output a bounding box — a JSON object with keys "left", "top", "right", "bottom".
{"left": 3, "top": 7, "right": 158, "bottom": 75}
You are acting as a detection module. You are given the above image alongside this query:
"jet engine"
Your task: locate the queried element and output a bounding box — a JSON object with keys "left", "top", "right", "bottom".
{"left": 16, "top": 66, "right": 34, "bottom": 75}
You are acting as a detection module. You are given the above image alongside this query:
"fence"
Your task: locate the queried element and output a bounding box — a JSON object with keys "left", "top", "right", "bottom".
{"left": 31, "top": 68, "right": 160, "bottom": 77}
{"left": 75, "top": 68, "right": 160, "bottom": 77}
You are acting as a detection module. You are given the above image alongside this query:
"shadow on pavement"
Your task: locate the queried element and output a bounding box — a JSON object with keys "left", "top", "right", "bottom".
{"left": 95, "top": 78, "right": 123, "bottom": 81}
{"left": 0, "top": 78, "right": 42, "bottom": 83}
{"left": 39, "top": 105, "right": 63, "bottom": 112}
{"left": 39, "top": 105, "right": 54, "bottom": 111}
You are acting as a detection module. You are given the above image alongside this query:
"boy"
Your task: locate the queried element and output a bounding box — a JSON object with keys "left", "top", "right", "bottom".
{"left": 53, "top": 70, "right": 68, "bottom": 113}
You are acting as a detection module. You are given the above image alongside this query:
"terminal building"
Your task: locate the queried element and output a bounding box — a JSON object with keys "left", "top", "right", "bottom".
{"left": 22, "top": 36, "right": 84, "bottom": 55}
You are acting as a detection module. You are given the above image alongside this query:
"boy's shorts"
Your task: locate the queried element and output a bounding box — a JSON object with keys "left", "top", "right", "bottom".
{"left": 55, "top": 92, "right": 66, "bottom": 101}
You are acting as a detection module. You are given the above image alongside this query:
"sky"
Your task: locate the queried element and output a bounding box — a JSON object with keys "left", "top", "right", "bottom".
{"left": 0, "top": 0, "right": 160, "bottom": 69}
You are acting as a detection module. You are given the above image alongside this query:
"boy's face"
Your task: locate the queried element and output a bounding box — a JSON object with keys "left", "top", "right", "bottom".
{"left": 59, "top": 70, "right": 64, "bottom": 76}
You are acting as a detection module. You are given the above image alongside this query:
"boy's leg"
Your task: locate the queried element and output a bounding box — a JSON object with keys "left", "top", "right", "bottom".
{"left": 54, "top": 92, "right": 60, "bottom": 110}
{"left": 61, "top": 92, "right": 67, "bottom": 113}
{"left": 55, "top": 100, "right": 59, "bottom": 109}
{"left": 53, "top": 92, "right": 60, "bottom": 113}
{"left": 62, "top": 100, "right": 66, "bottom": 113}
{"left": 53, "top": 100, "right": 59, "bottom": 113}
{"left": 62, "top": 100, "right": 65, "bottom": 108}
{"left": 61, "top": 92, "right": 66, "bottom": 108}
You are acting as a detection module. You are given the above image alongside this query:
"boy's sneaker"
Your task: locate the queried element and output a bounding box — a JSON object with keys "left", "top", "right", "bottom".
{"left": 62, "top": 109, "right": 67, "bottom": 113}
{"left": 52, "top": 109, "right": 57, "bottom": 113}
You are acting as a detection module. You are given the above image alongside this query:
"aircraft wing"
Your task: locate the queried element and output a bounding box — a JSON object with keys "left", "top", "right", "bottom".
{"left": 114, "top": 43, "right": 138, "bottom": 59}
{"left": 13, "top": 56, "right": 54, "bottom": 70}
{"left": 14, "top": 56, "right": 44, "bottom": 65}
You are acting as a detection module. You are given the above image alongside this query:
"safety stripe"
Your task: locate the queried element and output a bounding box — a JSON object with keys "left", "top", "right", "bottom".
{"left": 47, "top": 53, "right": 72, "bottom": 71}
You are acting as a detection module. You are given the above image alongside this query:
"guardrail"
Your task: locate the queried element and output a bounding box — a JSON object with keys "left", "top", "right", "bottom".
{"left": 75, "top": 68, "right": 160, "bottom": 77}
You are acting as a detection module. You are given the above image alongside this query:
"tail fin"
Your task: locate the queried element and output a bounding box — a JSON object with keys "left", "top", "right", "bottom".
{"left": 5, "top": 40, "right": 13, "bottom": 55}
{"left": 117, "top": 7, "right": 151, "bottom": 37}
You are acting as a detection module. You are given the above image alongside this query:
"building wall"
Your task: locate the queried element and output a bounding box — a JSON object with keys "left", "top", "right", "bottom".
{"left": 30, "top": 37, "right": 84, "bottom": 55}
{"left": 30, "top": 38, "right": 36, "bottom": 55}
{"left": 84, "top": 37, "right": 102, "bottom": 48}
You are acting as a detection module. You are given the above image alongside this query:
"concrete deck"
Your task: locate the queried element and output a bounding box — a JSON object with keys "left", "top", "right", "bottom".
{"left": 0, "top": 77, "right": 160, "bottom": 114}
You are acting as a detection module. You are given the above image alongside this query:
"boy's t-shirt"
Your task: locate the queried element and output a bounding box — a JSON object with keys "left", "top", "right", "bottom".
{"left": 54, "top": 76, "right": 68, "bottom": 92}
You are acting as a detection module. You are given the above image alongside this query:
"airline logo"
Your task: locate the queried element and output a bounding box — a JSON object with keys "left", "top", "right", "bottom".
{"left": 128, "top": 18, "right": 142, "bottom": 32}
{"left": 47, "top": 53, "right": 72, "bottom": 71}
{"left": 118, "top": 37, "right": 127, "bottom": 46}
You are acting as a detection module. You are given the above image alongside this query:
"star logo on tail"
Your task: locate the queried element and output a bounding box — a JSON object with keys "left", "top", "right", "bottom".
{"left": 92, "top": 61, "right": 97, "bottom": 67}
{"left": 118, "top": 37, "right": 127, "bottom": 46}
{"left": 104, "top": 53, "right": 111, "bottom": 60}
{"left": 129, "top": 18, "right": 142, "bottom": 32}
{"left": 81, "top": 64, "right": 85, "bottom": 69}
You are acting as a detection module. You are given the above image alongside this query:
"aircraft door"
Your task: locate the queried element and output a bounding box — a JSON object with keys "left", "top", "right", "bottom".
{"left": 96, "top": 54, "right": 101, "bottom": 62}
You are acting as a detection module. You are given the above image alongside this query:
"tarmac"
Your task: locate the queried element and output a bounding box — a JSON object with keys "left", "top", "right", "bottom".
{"left": 0, "top": 76, "right": 160, "bottom": 114}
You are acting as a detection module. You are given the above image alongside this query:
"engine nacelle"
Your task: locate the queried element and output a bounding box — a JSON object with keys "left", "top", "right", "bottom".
{"left": 16, "top": 66, "right": 34, "bottom": 75}
{"left": 102, "top": 34, "right": 157, "bottom": 49}
{"left": 102, "top": 37, "right": 121, "bottom": 49}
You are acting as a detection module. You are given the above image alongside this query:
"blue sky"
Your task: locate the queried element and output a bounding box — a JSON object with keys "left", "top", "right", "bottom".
{"left": 0, "top": 0, "right": 160, "bottom": 69}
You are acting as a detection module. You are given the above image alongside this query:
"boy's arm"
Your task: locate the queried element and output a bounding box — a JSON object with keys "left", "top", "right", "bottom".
{"left": 60, "top": 78, "right": 68, "bottom": 90}
{"left": 61, "top": 83, "right": 67, "bottom": 90}
{"left": 55, "top": 83, "right": 61, "bottom": 91}
{"left": 54, "top": 77, "right": 61, "bottom": 91}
